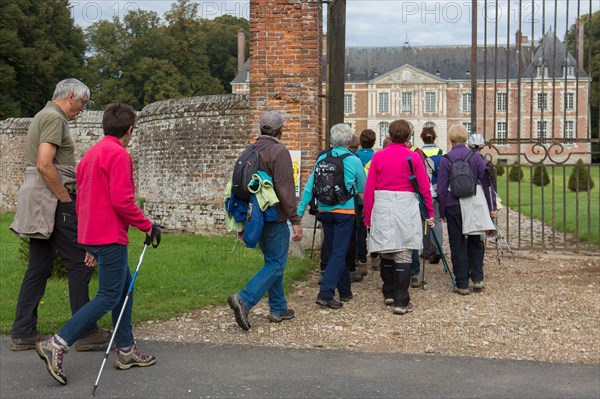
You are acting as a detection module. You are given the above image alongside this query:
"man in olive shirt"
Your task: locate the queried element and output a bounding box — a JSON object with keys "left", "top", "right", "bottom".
{"left": 9, "top": 79, "right": 110, "bottom": 351}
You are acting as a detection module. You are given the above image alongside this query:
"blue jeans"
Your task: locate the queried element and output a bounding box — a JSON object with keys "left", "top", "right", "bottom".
{"left": 58, "top": 244, "right": 134, "bottom": 349}
{"left": 239, "top": 222, "right": 290, "bottom": 316}
{"left": 318, "top": 212, "right": 354, "bottom": 301}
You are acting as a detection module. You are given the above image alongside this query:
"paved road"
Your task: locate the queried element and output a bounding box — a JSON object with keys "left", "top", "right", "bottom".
{"left": 1, "top": 337, "right": 598, "bottom": 398}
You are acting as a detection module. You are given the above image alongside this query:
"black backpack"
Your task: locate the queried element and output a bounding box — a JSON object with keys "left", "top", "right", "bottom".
{"left": 312, "top": 148, "right": 353, "bottom": 205}
{"left": 445, "top": 150, "right": 477, "bottom": 198}
{"left": 231, "top": 141, "right": 276, "bottom": 201}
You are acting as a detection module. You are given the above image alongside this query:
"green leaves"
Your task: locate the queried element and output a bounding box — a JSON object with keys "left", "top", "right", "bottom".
{"left": 1, "top": 0, "right": 250, "bottom": 117}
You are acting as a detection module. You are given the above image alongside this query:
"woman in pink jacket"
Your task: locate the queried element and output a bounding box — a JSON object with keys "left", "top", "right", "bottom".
{"left": 36, "top": 103, "right": 160, "bottom": 385}
{"left": 363, "top": 120, "right": 434, "bottom": 315}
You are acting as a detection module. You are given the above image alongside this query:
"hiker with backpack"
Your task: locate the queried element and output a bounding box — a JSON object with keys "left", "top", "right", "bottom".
{"left": 419, "top": 127, "right": 445, "bottom": 267}
{"left": 227, "top": 111, "right": 303, "bottom": 330}
{"left": 297, "top": 124, "right": 366, "bottom": 309}
{"left": 437, "top": 125, "right": 497, "bottom": 295}
{"left": 363, "top": 120, "right": 434, "bottom": 315}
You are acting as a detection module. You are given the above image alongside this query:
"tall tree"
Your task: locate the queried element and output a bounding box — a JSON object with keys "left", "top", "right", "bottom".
{"left": 565, "top": 11, "right": 600, "bottom": 162}
{"left": 0, "top": 0, "right": 86, "bottom": 118}
{"left": 202, "top": 15, "right": 250, "bottom": 92}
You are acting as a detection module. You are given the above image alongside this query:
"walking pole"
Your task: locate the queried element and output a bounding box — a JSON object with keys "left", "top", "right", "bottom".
{"left": 488, "top": 186, "right": 502, "bottom": 266}
{"left": 91, "top": 242, "right": 151, "bottom": 397}
{"left": 310, "top": 219, "right": 317, "bottom": 259}
{"left": 407, "top": 158, "right": 456, "bottom": 286}
{"left": 421, "top": 222, "right": 427, "bottom": 290}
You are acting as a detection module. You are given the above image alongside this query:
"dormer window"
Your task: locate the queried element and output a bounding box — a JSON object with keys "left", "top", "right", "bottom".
{"left": 564, "top": 66, "right": 575, "bottom": 77}
{"left": 536, "top": 65, "right": 548, "bottom": 78}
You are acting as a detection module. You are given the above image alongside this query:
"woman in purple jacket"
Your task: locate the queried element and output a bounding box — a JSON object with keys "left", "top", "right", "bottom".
{"left": 437, "top": 125, "right": 497, "bottom": 295}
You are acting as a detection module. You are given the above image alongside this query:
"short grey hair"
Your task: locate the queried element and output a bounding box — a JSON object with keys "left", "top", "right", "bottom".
{"left": 330, "top": 123, "right": 353, "bottom": 147}
{"left": 52, "top": 78, "right": 90, "bottom": 101}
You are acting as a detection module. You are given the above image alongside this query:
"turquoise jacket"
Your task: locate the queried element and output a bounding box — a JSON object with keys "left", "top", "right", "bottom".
{"left": 297, "top": 147, "right": 366, "bottom": 216}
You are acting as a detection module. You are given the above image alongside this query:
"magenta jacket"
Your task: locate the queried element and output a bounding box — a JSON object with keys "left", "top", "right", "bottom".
{"left": 363, "top": 142, "right": 434, "bottom": 227}
{"left": 76, "top": 136, "right": 152, "bottom": 245}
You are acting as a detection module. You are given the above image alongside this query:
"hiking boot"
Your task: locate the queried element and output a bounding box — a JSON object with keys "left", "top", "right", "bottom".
{"left": 315, "top": 298, "right": 343, "bottom": 309}
{"left": 114, "top": 345, "right": 156, "bottom": 370}
{"left": 370, "top": 256, "right": 381, "bottom": 270}
{"left": 356, "top": 261, "right": 369, "bottom": 276}
{"left": 350, "top": 271, "right": 363, "bottom": 283}
{"left": 268, "top": 309, "right": 295, "bottom": 323}
{"left": 384, "top": 298, "right": 394, "bottom": 306}
{"left": 228, "top": 294, "right": 251, "bottom": 330}
{"left": 393, "top": 303, "right": 415, "bottom": 315}
{"left": 429, "top": 254, "right": 442, "bottom": 264}
{"left": 36, "top": 338, "right": 68, "bottom": 385}
{"left": 454, "top": 286, "right": 470, "bottom": 295}
{"left": 74, "top": 327, "right": 112, "bottom": 351}
{"left": 339, "top": 294, "right": 353, "bottom": 302}
{"left": 472, "top": 281, "right": 485, "bottom": 292}
{"left": 10, "top": 333, "right": 50, "bottom": 351}
{"left": 410, "top": 275, "right": 423, "bottom": 288}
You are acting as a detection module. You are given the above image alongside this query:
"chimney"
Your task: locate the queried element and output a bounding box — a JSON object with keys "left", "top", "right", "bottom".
{"left": 576, "top": 19, "right": 584, "bottom": 72}
{"left": 237, "top": 29, "right": 245, "bottom": 74}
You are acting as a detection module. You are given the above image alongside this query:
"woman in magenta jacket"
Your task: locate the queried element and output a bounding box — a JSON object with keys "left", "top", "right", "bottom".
{"left": 36, "top": 103, "right": 160, "bottom": 386}
{"left": 363, "top": 120, "right": 434, "bottom": 315}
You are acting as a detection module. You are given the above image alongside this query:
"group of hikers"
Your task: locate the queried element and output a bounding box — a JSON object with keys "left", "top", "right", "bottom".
{"left": 8, "top": 78, "right": 497, "bottom": 387}
{"left": 227, "top": 111, "right": 498, "bottom": 331}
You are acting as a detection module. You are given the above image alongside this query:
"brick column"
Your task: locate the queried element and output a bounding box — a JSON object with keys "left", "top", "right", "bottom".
{"left": 249, "top": 0, "right": 322, "bottom": 183}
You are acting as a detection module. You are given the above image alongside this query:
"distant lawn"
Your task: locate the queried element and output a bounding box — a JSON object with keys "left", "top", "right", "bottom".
{"left": 0, "top": 213, "right": 314, "bottom": 334}
{"left": 496, "top": 164, "right": 599, "bottom": 246}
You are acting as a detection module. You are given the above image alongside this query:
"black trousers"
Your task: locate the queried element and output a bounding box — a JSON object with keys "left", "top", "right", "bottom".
{"left": 445, "top": 205, "right": 484, "bottom": 289}
{"left": 355, "top": 204, "right": 368, "bottom": 263}
{"left": 379, "top": 257, "right": 411, "bottom": 307}
{"left": 11, "top": 200, "right": 96, "bottom": 338}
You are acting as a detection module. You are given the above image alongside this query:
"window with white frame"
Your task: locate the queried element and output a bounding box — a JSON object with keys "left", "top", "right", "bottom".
{"left": 423, "top": 122, "right": 436, "bottom": 129}
{"left": 378, "top": 122, "right": 389, "bottom": 147}
{"left": 462, "top": 122, "right": 472, "bottom": 134}
{"left": 344, "top": 94, "right": 353, "bottom": 113}
{"left": 564, "top": 92, "right": 574, "bottom": 111}
{"left": 379, "top": 92, "right": 389, "bottom": 113}
{"left": 536, "top": 121, "right": 548, "bottom": 142}
{"left": 425, "top": 92, "right": 436, "bottom": 112}
{"left": 537, "top": 93, "right": 548, "bottom": 111}
{"left": 564, "top": 120, "right": 575, "bottom": 145}
{"left": 536, "top": 65, "right": 548, "bottom": 78}
{"left": 402, "top": 92, "right": 413, "bottom": 112}
{"left": 497, "top": 92, "right": 507, "bottom": 112}
{"left": 564, "top": 66, "right": 575, "bottom": 77}
{"left": 462, "top": 93, "right": 471, "bottom": 112}
{"left": 496, "top": 122, "right": 507, "bottom": 145}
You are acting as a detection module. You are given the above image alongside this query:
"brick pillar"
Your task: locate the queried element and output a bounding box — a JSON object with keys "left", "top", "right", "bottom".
{"left": 249, "top": 0, "right": 322, "bottom": 183}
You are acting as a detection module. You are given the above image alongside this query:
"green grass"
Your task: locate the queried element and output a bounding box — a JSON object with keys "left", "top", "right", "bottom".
{"left": 0, "top": 213, "right": 314, "bottom": 334}
{"left": 496, "top": 165, "right": 600, "bottom": 246}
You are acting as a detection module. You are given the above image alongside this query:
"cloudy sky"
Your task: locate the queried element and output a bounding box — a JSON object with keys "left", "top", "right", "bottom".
{"left": 70, "top": 1, "right": 596, "bottom": 46}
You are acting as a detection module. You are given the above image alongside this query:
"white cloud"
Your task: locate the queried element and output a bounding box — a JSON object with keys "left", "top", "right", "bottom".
{"left": 70, "top": 0, "right": 595, "bottom": 46}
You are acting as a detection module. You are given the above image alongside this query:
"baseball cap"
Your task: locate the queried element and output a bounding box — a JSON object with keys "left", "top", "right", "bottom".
{"left": 468, "top": 133, "right": 485, "bottom": 148}
{"left": 259, "top": 111, "right": 284, "bottom": 133}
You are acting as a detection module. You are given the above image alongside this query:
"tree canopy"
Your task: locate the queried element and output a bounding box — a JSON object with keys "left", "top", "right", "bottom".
{"left": 0, "top": 0, "right": 249, "bottom": 117}
{"left": 0, "top": 0, "right": 86, "bottom": 118}
{"left": 565, "top": 10, "right": 600, "bottom": 162}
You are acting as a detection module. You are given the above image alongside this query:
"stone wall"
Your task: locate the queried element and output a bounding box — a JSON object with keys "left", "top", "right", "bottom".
{"left": 135, "top": 94, "right": 250, "bottom": 233}
{"left": 0, "top": 95, "right": 251, "bottom": 234}
{"left": 0, "top": 111, "right": 106, "bottom": 212}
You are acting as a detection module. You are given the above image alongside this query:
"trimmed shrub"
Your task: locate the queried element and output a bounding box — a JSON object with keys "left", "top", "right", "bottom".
{"left": 495, "top": 163, "right": 505, "bottom": 177}
{"left": 532, "top": 165, "right": 550, "bottom": 186}
{"left": 568, "top": 159, "right": 595, "bottom": 192}
{"left": 508, "top": 162, "right": 523, "bottom": 182}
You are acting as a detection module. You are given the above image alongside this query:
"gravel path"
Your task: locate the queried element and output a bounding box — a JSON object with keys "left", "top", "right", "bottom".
{"left": 136, "top": 245, "right": 599, "bottom": 364}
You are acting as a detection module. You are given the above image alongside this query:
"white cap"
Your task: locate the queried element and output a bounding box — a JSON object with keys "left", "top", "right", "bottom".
{"left": 468, "top": 133, "right": 485, "bottom": 148}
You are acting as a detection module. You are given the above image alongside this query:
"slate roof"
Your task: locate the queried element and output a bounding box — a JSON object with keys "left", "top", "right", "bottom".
{"left": 231, "top": 31, "right": 586, "bottom": 84}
